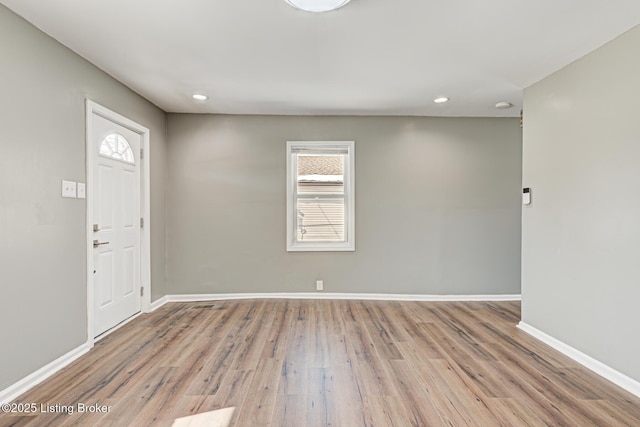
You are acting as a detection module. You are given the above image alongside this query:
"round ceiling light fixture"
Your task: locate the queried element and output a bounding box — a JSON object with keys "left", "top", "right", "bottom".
{"left": 192, "top": 93, "right": 209, "bottom": 101}
{"left": 433, "top": 97, "right": 450, "bottom": 104}
{"left": 495, "top": 101, "right": 513, "bottom": 109}
{"left": 285, "top": 0, "right": 351, "bottom": 12}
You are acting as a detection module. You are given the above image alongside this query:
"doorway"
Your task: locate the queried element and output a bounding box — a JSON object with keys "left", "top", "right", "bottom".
{"left": 86, "top": 100, "right": 150, "bottom": 340}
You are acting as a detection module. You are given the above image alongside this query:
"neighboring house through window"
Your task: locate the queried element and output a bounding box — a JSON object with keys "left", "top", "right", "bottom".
{"left": 286, "top": 141, "right": 355, "bottom": 251}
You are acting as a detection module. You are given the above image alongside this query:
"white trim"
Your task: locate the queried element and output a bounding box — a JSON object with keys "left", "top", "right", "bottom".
{"left": 517, "top": 321, "right": 640, "bottom": 398}
{"left": 140, "top": 118, "right": 151, "bottom": 315}
{"left": 150, "top": 296, "right": 169, "bottom": 312}
{"left": 85, "top": 100, "right": 151, "bottom": 346}
{"left": 149, "top": 293, "right": 520, "bottom": 310}
{"left": 0, "top": 343, "right": 91, "bottom": 405}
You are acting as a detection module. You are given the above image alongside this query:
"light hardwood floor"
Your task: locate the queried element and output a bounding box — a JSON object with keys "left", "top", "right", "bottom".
{"left": 2, "top": 300, "right": 640, "bottom": 426}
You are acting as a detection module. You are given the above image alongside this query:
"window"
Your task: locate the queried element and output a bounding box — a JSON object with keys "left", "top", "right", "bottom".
{"left": 286, "top": 141, "right": 355, "bottom": 251}
{"left": 99, "top": 133, "right": 135, "bottom": 164}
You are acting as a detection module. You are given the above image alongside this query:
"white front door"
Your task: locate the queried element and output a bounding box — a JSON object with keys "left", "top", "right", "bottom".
{"left": 91, "top": 112, "right": 142, "bottom": 336}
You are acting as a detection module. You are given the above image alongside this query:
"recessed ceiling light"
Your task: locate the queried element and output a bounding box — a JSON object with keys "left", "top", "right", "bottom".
{"left": 433, "top": 97, "right": 449, "bottom": 104}
{"left": 285, "top": 0, "right": 351, "bottom": 12}
{"left": 495, "top": 101, "right": 513, "bottom": 109}
{"left": 192, "top": 94, "right": 208, "bottom": 101}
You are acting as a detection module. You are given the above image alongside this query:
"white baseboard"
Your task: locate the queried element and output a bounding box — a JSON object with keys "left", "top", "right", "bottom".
{"left": 149, "top": 295, "right": 169, "bottom": 312}
{"left": 0, "top": 342, "right": 91, "bottom": 405}
{"left": 517, "top": 321, "right": 640, "bottom": 398}
{"left": 149, "top": 292, "right": 521, "bottom": 311}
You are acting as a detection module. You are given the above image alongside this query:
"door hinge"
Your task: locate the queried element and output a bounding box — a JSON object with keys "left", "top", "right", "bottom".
{"left": 140, "top": 286, "right": 144, "bottom": 297}
{"left": 520, "top": 109, "right": 523, "bottom": 129}
{"left": 140, "top": 148, "right": 144, "bottom": 159}
{"left": 140, "top": 217, "right": 144, "bottom": 228}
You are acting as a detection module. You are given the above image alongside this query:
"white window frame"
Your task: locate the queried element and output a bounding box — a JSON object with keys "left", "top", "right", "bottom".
{"left": 286, "top": 141, "right": 355, "bottom": 252}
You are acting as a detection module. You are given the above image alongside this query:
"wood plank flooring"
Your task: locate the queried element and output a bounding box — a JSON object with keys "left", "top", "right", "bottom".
{"left": 2, "top": 300, "right": 640, "bottom": 426}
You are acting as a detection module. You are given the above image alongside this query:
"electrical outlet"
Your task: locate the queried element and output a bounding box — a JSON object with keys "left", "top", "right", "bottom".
{"left": 316, "top": 280, "right": 323, "bottom": 291}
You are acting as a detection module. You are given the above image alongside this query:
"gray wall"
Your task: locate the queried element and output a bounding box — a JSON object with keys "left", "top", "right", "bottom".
{"left": 522, "top": 25, "right": 640, "bottom": 382}
{"left": 167, "top": 114, "right": 522, "bottom": 296}
{"left": 0, "top": 5, "right": 167, "bottom": 391}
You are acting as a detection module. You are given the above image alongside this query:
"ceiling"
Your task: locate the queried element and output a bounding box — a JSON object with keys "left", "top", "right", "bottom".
{"left": 2, "top": 0, "right": 640, "bottom": 117}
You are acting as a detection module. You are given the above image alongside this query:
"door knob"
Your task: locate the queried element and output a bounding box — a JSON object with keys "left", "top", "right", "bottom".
{"left": 93, "top": 240, "right": 109, "bottom": 248}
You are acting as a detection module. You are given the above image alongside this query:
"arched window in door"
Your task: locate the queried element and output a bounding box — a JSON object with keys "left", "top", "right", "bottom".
{"left": 99, "top": 133, "right": 135, "bottom": 164}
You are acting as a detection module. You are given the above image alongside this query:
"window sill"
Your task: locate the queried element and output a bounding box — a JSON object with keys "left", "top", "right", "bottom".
{"left": 287, "top": 242, "right": 355, "bottom": 252}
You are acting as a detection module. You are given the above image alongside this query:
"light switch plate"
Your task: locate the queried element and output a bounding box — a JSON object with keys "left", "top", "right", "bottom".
{"left": 62, "top": 180, "right": 76, "bottom": 198}
{"left": 77, "top": 183, "right": 86, "bottom": 199}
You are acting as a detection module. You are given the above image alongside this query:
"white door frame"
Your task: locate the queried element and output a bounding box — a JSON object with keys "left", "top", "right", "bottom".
{"left": 85, "top": 99, "right": 151, "bottom": 346}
